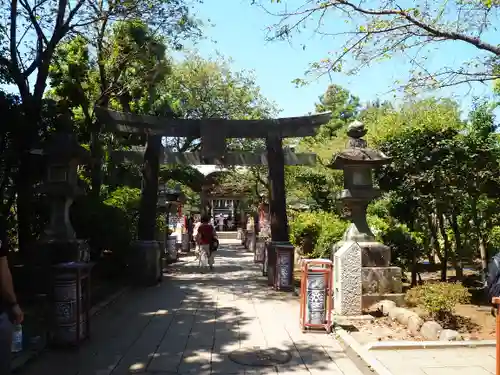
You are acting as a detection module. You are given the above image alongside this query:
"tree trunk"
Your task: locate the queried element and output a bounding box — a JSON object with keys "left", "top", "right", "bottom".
{"left": 426, "top": 214, "right": 442, "bottom": 263}
{"left": 421, "top": 230, "right": 435, "bottom": 265}
{"left": 437, "top": 211, "right": 451, "bottom": 282}
{"left": 16, "top": 165, "right": 33, "bottom": 257}
{"left": 90, "top": 127, "right": 102, "bottom": 198}
{"left": 450, "top": 211, "right": 464, "bottom": 280}
{"left": 408, "top": 220, "right": 418, "bottom": 287}
{"left": 15, "top": 100, "right": 41, "bottom": 257}
{"left": 471, "top": 198, "right": 488, "bottom": 284}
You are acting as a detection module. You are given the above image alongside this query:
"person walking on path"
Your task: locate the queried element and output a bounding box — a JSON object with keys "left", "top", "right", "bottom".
{"left": 193, "top": 217, "right": 201, "bottom": 260}
{"left": 217, "top": 214, "right": 224, "bottom": 232}
{"left": 196, "top": 215, "right": 218, "bottom": 270}
{"left": 0, "top": 219, "right": 24, "bottom": 375}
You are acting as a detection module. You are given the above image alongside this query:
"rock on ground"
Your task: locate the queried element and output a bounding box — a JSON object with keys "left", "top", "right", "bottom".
{"left": 439, "top": 329, "right": 463, "bottom": 341}
{"left": 407, "top": 315, "right": 424, "bottom": 336}
{"left": 420, "top": 321, "right": 443, "bottom": 340}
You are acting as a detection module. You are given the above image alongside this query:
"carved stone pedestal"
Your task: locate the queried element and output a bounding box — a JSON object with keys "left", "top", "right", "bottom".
{"left": 360, "top": 241, "right": 403, "bottom": 308}
{"left": 335, "top": 238, "right": 403, "bottom": 310}
{"left": 361, "top": 266, "right": 404, "bottom": 308}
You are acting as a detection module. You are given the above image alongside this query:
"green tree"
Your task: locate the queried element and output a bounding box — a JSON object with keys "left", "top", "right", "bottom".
{"left": 287, "top": 84, "right": 360, "bottom": 213}
{"left": 314, "top": 84, "right": 360, "bottom": 138}
{"left": 157, "top": 53, "right": 279, "bottom": 151}
{"left": 160, "top": 53, "right": 279, "bottom": 209}
{"left": 0, "top": 0, "right": 200, "bottom": 252}
{"left": 372, "top": 98, "right": 500, "bottom": 284}
{"left": 48, "top": 20, "right": 172, "bottom": 197}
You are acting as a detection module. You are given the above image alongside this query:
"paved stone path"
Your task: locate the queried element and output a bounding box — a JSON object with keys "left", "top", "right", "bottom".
{"left": 372, "top": 346, "right": 496, "bottom": 375}
{"left": 21, "top": 242, "right": 365, "bottom": 375}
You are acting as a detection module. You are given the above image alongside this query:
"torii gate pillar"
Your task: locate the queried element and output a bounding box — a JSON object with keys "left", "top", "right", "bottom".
{"left": 266, "top": 136, "right": 289, "bottom": 242}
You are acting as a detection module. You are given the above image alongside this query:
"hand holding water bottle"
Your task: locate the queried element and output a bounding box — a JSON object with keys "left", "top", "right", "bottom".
{"left": 10, "top": 303, "right": 24, "bottom": 324}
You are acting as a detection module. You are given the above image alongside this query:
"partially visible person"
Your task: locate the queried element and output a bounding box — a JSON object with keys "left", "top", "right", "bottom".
{"left": 193, "top": 217, "right": 202, "bottom": 259}
{"left": 196, "top": 215, "right": 217, "bottom": 270}
{"left": 487, "top": 251, "right": 500, "bottom": 316}
{"left": 0, "top": 219, "right": 24, "bottom": 375}
{"left": 187, "top": 214, "right": 194, "bottom": 249}
{"left": 217, "top": 214, "right": 224, "bottom": 232}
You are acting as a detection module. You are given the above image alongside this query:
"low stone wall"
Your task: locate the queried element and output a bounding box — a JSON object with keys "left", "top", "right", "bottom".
{"left": 375, "top": 300, "right": 463, "bottom": 341}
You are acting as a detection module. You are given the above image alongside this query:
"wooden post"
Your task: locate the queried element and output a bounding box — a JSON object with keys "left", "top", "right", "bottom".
{"left": 494, "top": 297, "right": 500, "bottom": 375}
{"left": 137, "top": 134, "right": 162, "bottom": 240}
{"left": 266, "top": 136, "right": 289, "bottom": 242}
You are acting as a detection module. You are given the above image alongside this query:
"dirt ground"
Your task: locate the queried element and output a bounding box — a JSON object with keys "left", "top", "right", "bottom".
{"left": 294, "top": 267, "right": 497, "bottom": 341}
{"left": 346, "top": 313, "right": 426, "bottom": 343}
{"left": 344, "top": 303, "right": 496, "bottom": 343}
{"left": 433, "top": 304, "right": 496, "bottom": 340}
{"left": 410, "top": 269, "right": 496, "bottom": 340}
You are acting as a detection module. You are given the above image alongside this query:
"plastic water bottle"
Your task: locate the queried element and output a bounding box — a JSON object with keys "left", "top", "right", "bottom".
{"left": 11, "top": 324, "right": 23, "bottom": 353}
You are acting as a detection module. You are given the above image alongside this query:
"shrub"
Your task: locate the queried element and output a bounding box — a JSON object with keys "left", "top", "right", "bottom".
{"left": 289, "top": 211, "right": 347, "bottom": 258}
{"left": 380, "top": 224, "right": 423, "bottom": 272}
{"left": 314, "top": 215, "right": 347, "bottom": 258}
{"left": 289, "top": 212, "right": 322, "bottom": 256}
{"left": 405, "top": 282, "right": 471, "bottom": 319}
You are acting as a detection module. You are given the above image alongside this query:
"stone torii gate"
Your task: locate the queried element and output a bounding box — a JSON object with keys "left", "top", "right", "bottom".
{"left": 95, "top": 108, "right": 331, "bottom": 243}
{"left": 112, "top": 145, "right": 318, "bottom": 225}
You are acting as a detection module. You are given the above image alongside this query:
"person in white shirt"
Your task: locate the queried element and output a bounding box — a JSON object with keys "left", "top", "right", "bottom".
{"left": 192, "top": 218, "right": 201, "bottom": 259}
{"left": 217, "top": 214, "right": 224, "bottom": 232}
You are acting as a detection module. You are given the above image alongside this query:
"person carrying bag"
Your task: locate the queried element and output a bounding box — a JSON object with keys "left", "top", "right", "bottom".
{"left": 196, "top": 215, "right": 218, "bottom": 270}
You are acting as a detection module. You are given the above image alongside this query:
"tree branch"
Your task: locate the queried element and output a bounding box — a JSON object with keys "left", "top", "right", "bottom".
{"left": 333, "top": 0, "right": 500, "bottom": 56}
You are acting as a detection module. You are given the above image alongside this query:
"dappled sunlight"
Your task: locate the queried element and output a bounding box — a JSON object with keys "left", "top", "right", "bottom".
{"left": 140, "top": 309, "right": 169, "bottom": 316}
{"left": 128, "top": 362, "right": 146, "bottom": 371}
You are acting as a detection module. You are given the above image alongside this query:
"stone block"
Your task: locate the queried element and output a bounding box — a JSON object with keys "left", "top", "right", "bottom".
{"left": 420, "top": 321, "right": 442, "bottom": 340}
{"left": 362, "top": 293, "right": 405, "bottom": 309}
{"left": 333, "top": 241, "right": 362, "bottom": 316}
{"left": 130, "top": 240, "right": 162, "bottom": 286}
{"left": 407, "top": 315, "right": 424, "bottom": 335}
{"left": 439, "top": 329, "right": 463, "bottom": 341}
{"left": 359, "top": 241, "right": 391, "bottom": 267}
{"left": 362, "top": 267, "right": 403, "bottom": 294}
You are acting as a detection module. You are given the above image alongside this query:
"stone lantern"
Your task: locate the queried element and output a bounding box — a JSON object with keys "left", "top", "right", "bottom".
{"left": 33, "top": 110, "right": 90, "bottom": 263}
{"left": 31, "top": 108, "right": 94, "bottom": 346}
{"left": 329, "top": 121, "right": 403, "bottom": 313}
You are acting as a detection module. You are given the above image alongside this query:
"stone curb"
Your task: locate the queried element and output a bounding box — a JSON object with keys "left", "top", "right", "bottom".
{"left": 334, "top": 327, "right": 394, "bottom": 375}
{"left": 12, "top": 285, "right": 131, "bottom": 373}
{"left": 365, "top": 339, "right": 496, "bottom": 351}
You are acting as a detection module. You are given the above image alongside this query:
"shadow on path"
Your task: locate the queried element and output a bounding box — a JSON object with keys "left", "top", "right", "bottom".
{"left": 19, "top": 243, "right": 363, "bottom": 375}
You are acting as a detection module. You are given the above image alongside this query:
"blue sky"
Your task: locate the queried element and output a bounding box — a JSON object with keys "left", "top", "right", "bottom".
{"left": 183, "top": 0, "right": 497, "bottom": 117}
{"left": 2, "top": 0, "right": 497, "bottom": 118}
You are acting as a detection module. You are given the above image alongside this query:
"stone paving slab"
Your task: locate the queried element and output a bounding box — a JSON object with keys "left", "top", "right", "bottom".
{"left": 19, "top": 242, "right": 363, "bottom": 375}
{"left": 371, "top": 346, "right": 496, "bottom": 375}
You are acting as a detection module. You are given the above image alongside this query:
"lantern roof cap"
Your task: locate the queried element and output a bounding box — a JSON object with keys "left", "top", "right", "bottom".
{"left": 30, "top": 110, "right": 90, "bottom": 162}
{"left": 329, "top": 121, "right": 390, "bottom": 169}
